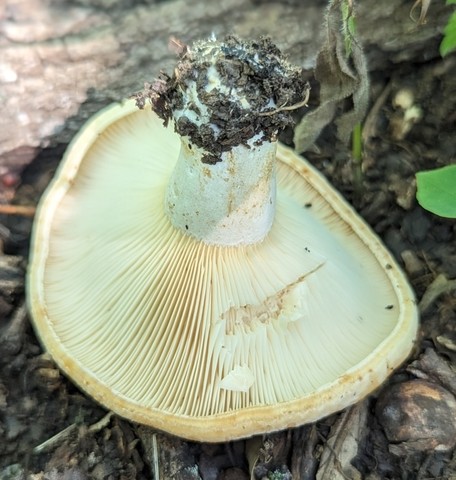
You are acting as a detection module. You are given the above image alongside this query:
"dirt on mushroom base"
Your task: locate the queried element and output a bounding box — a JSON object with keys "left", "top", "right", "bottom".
{"left": 1, "top": 37, "right": 456, "bottom": 480}
{"left": 134, "top": 35, "right": 309, "bottom": 165}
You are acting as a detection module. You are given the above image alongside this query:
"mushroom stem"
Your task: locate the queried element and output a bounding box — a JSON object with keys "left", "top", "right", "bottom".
{"left": 136, "top": 36, "right": 308, "bottom": 246}
{"left": 165, "top": 136, "right": 277, "bottom": 245}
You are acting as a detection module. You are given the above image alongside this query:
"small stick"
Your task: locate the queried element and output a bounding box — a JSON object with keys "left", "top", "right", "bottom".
{"left": 258, "top": 87, "right": 310, "bottom": 117}
{"left": 33, "top": 423, "right": 78, "bottom": 454}
{"left": 0, "top": 204, "right": 36, "bottom": 217}
{"left": 362, "top": 82, "right": 392, "bottom": 147}
{"left": 152, "top": 433, "right": 160, "bottom": 480}
{"left": 33, "top": 412, "right": 114, "bottom": 454}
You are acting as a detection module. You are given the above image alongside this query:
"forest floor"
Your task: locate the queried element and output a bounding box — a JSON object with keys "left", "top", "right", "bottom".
{"left": 1, "top": 1, "right": 456, "bottom": 479}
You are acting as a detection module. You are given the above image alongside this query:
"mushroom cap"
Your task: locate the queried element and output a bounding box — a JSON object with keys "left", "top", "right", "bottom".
{"left": 27, "top": 99, "right": 418, "bottom": 442}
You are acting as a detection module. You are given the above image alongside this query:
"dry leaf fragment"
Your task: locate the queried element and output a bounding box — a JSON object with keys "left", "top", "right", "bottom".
{"left": 410, "top": 0, "right": 432, "bottom": 24}
{"left": 316, "top": 403, "right": 367, "bottom": 480}
{"left": 408, "top": 348, "right": 456, "bottom": 397}
{"left": 419, "top": 273, "right": 456, "bottom": 314}
{"left": 294, "top": 0, "right": 369, "bottom": 153}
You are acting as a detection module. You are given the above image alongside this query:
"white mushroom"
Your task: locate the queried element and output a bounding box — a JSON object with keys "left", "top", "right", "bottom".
{"left": 27, "top": 37, "right": 418, "bottom": 442}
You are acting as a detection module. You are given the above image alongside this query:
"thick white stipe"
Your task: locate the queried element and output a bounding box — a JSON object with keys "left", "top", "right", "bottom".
{"left": 165, "top": 135, "right": 277, "bottom": 245}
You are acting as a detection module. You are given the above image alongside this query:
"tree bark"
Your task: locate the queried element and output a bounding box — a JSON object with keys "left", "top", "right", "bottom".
{"left": 0, "top": 0, "right": 450, "bottom": 173}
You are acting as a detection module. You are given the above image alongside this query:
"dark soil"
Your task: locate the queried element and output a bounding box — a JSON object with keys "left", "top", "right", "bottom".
{"left": 1, "top": 6, "right": 456, "bottom": 480}
{"left": 135, "top": 35, "right": 307, "bottom": 165}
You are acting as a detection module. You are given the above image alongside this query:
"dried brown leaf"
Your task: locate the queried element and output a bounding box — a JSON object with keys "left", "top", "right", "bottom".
{"left": 294, "top": 0, "right": 369, "bottom": 153}
{"left": 410, "top": 0, "right": 432, "bottom": 25}
{"left": 408, "top": 348, "right": 456, "bottom": 397}
{"left": 316, "top": 403, "right": 367, "bottom": 480}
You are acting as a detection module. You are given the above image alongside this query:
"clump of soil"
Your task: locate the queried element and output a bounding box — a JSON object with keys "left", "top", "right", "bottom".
{"left": 134, "top": 35, "right": 309, "bottom": 164}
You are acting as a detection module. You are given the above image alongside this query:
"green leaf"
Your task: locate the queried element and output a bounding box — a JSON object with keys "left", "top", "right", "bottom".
{"left": 440, "top": 10, "right": 456, "bottom": 57}
{"left": 416, "top": 165, "right": 456, "bottom": 218}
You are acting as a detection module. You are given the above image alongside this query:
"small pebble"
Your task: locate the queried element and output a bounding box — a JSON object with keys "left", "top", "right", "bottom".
{"left": 376, "top": 379, "right": 456, "bottom": 454}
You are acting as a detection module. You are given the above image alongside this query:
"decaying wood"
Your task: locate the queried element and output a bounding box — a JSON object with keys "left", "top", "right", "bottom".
{"left": 0, "top": 0, "right": 450, "bottom": 173}
{"left": 0, "top": 0, "right": 324, "bottom": 160}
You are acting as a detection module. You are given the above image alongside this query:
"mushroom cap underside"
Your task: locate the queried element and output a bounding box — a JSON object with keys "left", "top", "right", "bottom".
{"left": 27, "top": 100, "right": 419, "bottom": 442}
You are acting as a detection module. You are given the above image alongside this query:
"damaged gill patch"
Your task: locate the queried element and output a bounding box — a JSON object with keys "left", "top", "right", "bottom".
{"left": 221, "top": 262, "right": 325, "bottom": 335}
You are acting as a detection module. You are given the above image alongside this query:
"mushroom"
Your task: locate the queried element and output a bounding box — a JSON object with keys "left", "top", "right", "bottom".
{"left": 27, "top": 37, "right": 418, "bottom": 442}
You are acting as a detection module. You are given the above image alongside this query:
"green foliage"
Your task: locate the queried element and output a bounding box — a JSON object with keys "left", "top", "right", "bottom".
{"left": 440, "top": 0, "right": 456, "bottom": 56}
{"left": 341, "top": 0, "right": 356, "bottom": 56}
{"left": 416, "top": 165, "right": 456, "bottom": 218}
{"left": 267, "top": 471, "right": 291, "bottom": 480}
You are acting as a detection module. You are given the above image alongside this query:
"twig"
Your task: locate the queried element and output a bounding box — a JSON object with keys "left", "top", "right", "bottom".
{"left": 362, "top": 82, "right": 392, "bottom": 147}
{"left": 33, "top": 412, "right": 114, "bottom": 455}
{"left": 258, "top": 87, "right": 310, "bottom": 116}
{"left": 33, "top": 423, "right": 78, "bottom": 455}
{"left": 0, "top": 204, "right": 36, "bottom": 217}
{"left": 152, "top": 433, "right": 160, "bottom": 480}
